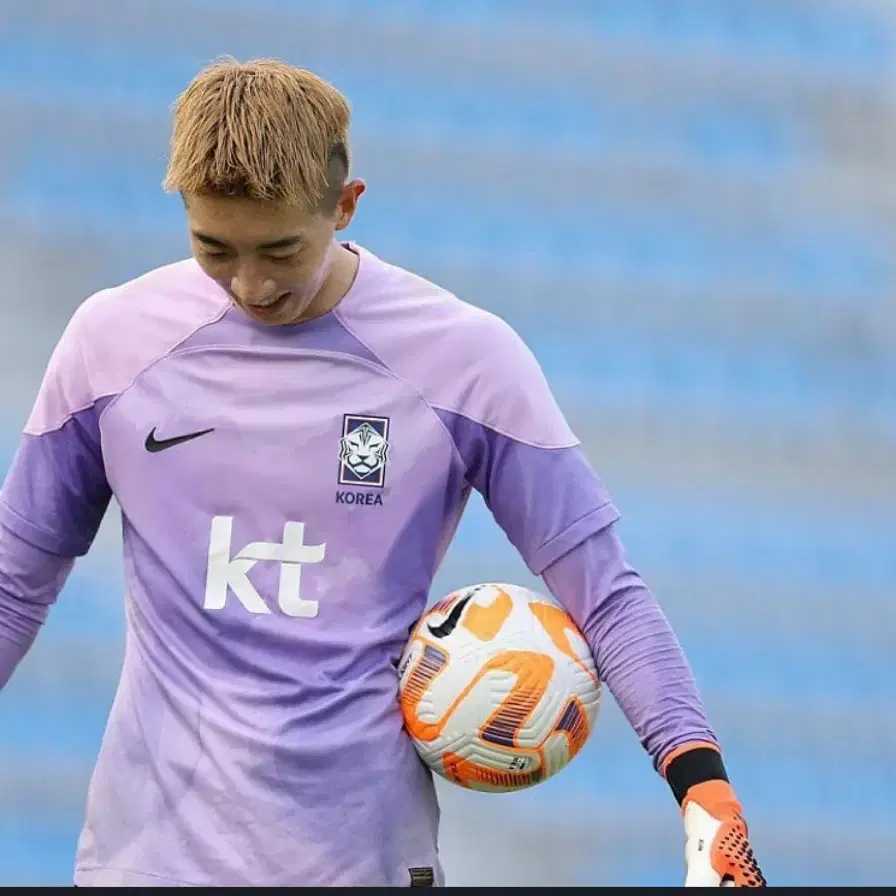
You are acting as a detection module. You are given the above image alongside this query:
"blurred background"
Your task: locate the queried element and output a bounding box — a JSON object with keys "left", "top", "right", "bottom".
{"left": 1, "top": 0, "right": 895, "bottom": 886}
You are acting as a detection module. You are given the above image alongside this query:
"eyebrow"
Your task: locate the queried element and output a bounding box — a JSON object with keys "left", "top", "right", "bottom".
{"left": 191, "top": 231, "right": 305, "bottom": 251}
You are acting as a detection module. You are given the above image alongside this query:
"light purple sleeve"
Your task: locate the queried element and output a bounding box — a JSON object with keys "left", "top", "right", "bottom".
{"left": 0, "top": 409, "right": 109, "bottom": 689}
{"left": 0, "top": 303, "right": 114, "bottom": 690}
{"left": 541, "top": 524, "right": 719, "bottom": 771}
{"left": 435, "top": 412, "right": 620, "bottom": 574}
{"left": 422, "top": 313, "right": 715, "bottom": 772}
{"left": 0, "top": 299, "right": 113, "bottom": 556}
{"left": 0, "top": 404, "right": 112, "bottom": 557}
{"left": 345, "top": 279, "right": 718, "bottom": 772}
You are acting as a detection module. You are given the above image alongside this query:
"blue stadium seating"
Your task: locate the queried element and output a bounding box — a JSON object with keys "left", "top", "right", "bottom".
{"left": 1, "top": 0, "right": 893, "bottom": 886}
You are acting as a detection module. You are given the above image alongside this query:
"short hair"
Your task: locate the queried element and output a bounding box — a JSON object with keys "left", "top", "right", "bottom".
{"left": 163, "top": 57, "right": 351, "bottom": 211}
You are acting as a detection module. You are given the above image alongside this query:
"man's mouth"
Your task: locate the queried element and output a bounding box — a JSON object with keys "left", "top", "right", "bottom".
{"left": 241, "top": 292, "right": 297, "bottom": 321}
{"left": 251, "top": 292, "right": 291, "bottom": 310}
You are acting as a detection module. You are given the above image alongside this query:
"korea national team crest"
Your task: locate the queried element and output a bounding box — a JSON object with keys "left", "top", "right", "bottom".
{"left": 338, "top": 414, "right": 390, "bottom": 488}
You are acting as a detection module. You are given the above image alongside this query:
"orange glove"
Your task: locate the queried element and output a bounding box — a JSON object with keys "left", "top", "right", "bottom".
{"left": 664, "top": 744, "right": 766, "bottom": 887}
{"left": 682, "top": 779, "right": 766, "bottom": 887}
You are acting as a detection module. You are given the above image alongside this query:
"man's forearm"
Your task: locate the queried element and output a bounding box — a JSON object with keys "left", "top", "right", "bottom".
{"left": 543, "top": 526, "right": 766, "bottom": 885}
{"left": 541, "top": 525, "right": 718, "bottom": 772}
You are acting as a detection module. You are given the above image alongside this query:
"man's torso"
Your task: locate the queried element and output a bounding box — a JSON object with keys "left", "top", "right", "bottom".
{"left": 75, "top": 248, "right": 478, "bottom": 885}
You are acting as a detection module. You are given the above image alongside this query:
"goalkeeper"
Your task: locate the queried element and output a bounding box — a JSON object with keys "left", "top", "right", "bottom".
{"left": 0, "top": 57, "right": 764, "bottom": 887}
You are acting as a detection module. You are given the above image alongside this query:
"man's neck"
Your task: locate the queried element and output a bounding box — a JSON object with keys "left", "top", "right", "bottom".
{"left": 302, "top": 242, "right": 360, "bottom": 323}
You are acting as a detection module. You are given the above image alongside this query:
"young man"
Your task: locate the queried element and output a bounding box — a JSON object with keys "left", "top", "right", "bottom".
{"left": 0, "top": 58, "right": 765, "bottom": 887}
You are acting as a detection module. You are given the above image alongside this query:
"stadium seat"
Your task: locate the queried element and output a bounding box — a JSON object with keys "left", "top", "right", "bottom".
{"left": 1, "top": 0, "right": 893, "bottom": 885}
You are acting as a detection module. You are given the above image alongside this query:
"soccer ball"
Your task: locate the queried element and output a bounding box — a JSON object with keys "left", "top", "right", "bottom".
{"left": 398, "top": 583, "right": 601, "bottom": 793}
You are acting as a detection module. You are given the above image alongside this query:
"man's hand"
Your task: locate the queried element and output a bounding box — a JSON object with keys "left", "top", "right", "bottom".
{"left": 682, "top": 780, "right": 766, "bottom": 887}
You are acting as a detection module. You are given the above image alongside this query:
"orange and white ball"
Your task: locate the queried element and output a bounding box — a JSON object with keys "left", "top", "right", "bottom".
{"left": 398, "top": 583, "right": 601, "bottom": 793}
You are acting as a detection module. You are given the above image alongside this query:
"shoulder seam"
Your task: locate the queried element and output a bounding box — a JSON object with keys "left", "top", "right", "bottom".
{"left": 24, "top": 391, "right": 118, "bottom": 437}
{"left": 27, "top": 266, "right": 226, "bottom": 435}
{"left": 333, "top": 308, "right": 580, "bottom": 456}
{"left": 429, "top": 404, "right": 580, "bottom": 451}
{"left": 332, "top": 307, "right": 469, "bottom": 471}
{"left": 97, "top": 304, "right": 231, "bottom": 427}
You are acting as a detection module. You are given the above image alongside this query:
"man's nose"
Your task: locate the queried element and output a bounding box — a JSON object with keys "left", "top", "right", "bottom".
{"left": 229, "top": 269, "right": 278, "bottom": 305}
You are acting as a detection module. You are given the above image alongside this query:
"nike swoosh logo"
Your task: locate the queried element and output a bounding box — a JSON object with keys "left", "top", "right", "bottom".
{"left": 426, "top": 593, "right": 474, "bottom": 639}
{"left": 144, "top": 427, "right": 215, "bottom": 453}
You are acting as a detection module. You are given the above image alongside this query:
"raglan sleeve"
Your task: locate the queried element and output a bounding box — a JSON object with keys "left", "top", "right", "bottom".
{"left": 436, "top": 314, "right": 718, "bottom": 771}
{"left": 0, "top": 303, "right": 113, "bottom": 689}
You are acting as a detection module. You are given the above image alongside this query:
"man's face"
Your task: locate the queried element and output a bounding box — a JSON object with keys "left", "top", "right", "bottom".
{"left": 184, "top": 181, "right": 364, "bottom": 326}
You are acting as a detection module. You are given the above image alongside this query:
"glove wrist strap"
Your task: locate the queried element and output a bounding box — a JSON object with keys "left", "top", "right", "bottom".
{"left": 664, "top": 745, "right": 729, "bottom": 805}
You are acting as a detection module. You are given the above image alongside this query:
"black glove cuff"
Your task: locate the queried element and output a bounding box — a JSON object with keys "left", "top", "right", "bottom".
{"left": 665, "top": 746, "right": 729, "bottom": 805}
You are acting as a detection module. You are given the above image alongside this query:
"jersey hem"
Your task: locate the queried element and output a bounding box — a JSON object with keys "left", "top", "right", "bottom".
{"left": 528, "top": 501, "right": 621, "bottom": 574}
{"left": 75, "top": 865, "right": 209, "bottom": 887}
{"left": 0, "top": 498, "right": 86, "bottom": 557}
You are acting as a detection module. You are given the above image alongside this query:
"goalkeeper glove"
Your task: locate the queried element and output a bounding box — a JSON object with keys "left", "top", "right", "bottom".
{"left": 664, "top": 744, "right": 766, "bottom": 887}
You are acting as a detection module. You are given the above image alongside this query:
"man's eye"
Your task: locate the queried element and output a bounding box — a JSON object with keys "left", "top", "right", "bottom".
{"left": 267, "top": 254, "right": 300, "bottom": 264}
{"left": 202, "top": 250, "right": 230, "bottom": 260}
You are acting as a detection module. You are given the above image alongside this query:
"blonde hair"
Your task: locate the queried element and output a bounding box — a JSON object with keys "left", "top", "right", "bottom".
{"left": 163, "top": 57, "right": 351, "bottom": 209}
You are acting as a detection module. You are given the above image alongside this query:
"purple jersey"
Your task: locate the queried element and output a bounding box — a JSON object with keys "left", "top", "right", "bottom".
{"left": 0, "top": 244, "right": 715, "bottom": 886}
